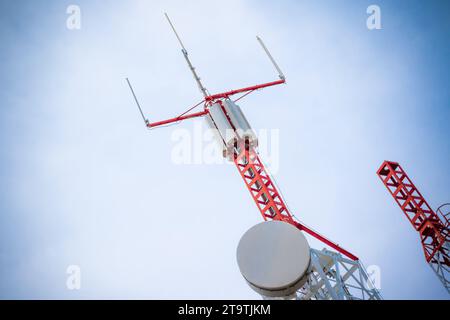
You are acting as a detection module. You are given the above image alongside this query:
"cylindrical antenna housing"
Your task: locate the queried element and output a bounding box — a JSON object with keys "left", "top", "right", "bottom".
{"left": 222, "top": 99, "right": 258, "bottom": 148}
{"left": 206, "top": 103, "right": 238, "bottom": 158}
{"left": 205, "top": 114, "right": 228, "bottom": 158}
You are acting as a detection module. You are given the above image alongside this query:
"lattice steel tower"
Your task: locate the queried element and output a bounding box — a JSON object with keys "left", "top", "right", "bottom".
{"left": 377, "top": 160, "right": 449, "bottom": 293}
{"left": 127, "top": 13, "right": 381, "bottom": 300}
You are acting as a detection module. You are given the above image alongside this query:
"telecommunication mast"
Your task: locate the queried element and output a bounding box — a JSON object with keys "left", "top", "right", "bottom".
{"left": 377, "top": 160, "right": 449, "bottom": 293}
{"left": 127, "top": 14, "right": 381, "bottom": 300}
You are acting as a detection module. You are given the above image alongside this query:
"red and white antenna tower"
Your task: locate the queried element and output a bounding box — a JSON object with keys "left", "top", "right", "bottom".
{"left": 377, "top": 160, "right": 450, "bottom": 293}
{"left": 127, "top": 14, "right": 381, "bottom": 299}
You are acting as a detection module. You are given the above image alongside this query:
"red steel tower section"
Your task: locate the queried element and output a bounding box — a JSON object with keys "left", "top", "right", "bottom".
{"left": 234, "top": 143, "right": 357, "bottom": 259}
{"left": 377, "top": 160, "right": 449, "bottom": 293}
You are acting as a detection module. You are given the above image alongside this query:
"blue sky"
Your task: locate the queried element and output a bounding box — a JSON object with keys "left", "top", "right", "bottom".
{"left": 0, "top": 0, "right": 449, "bottom": 299}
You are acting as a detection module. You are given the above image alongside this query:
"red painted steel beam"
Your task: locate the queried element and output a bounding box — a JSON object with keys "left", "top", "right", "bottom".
{"left": 147, "top": 78, "right": 285, "bottom": 128}
{"left": 294, "top": 222, "right": 359, "bottom": 261}
{"left": 147, "top": 110, "right": 208, "bottom": 128}
{"left": 206, "top": 79, "right": 285, "bottom": 101}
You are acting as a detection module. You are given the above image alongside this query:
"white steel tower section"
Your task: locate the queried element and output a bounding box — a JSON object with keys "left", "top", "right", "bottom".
{"left": 297, "top": 249, "right": 382, "bottom": 300}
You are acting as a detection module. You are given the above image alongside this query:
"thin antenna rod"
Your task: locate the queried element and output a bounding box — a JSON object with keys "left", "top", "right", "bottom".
{"left": 126, "top": 78, "right": 149, "bottom": 126}
{"left": 256, "top": 36, "right": 285, "bottom": 80}
{"left": 164, "top": 13, "right": 209, "bottom": 98}
{"left": 164, "top": 12, "right": 187, "bottom": 52}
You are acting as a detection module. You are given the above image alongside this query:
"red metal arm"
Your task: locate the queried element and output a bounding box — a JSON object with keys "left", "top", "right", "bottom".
{"left": 294, "top": 222, "right": 358, "bottom": 261}
{"left": 147, "top": 110, "right": 208, "bottom": 128}
{"left": 206, "top": 79, "right": 286, "bottom": 101}
{"left": 146, "top": 78, "right": 285, "bottom": 129}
